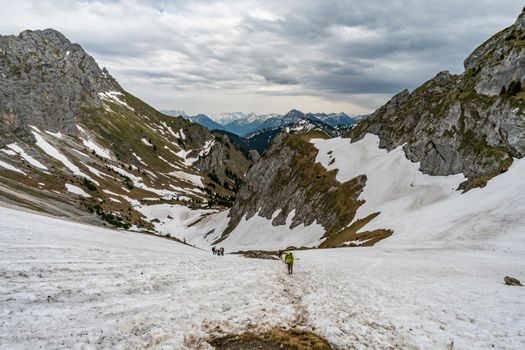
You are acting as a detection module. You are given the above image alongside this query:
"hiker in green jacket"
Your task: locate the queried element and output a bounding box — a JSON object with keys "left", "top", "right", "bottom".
{"left": 285, "top": 252, "right": 294, "bottom": 274}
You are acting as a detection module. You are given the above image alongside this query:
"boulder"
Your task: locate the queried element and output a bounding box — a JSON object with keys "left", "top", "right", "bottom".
{"left": 504, "top": 276, "right": 523, "bottom": 286}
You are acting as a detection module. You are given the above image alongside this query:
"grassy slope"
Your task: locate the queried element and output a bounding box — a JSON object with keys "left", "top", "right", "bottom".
{"left": 0, "top": 89, "right": 251, "bottom": 231}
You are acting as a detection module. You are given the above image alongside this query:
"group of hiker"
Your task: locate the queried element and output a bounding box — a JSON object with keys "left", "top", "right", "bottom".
{"left": 211, "top": 246, "right": 224, "bottom": 256}
{"left": 278, "top": 249, "right": 294, "bottom": 274}
{"left": 210, "top": 246, "right": 294, "bottom": 274}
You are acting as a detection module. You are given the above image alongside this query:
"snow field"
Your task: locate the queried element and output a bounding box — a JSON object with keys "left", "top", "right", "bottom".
{"left": 294, "top": 247, "right": 525, "bottom": 350}
{"left": 220, "top": 209, "right": 325, "bottom": 251}
{"left": 0, "top": 206, "right": 294, "bottom": 350}
{"left": 1, "top": 205, "right": 523, "bottom": 349}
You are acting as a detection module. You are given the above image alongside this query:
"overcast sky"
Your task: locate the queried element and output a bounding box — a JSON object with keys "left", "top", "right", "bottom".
{"left": 1, "top": 1, "right": 523, "bottom": 115}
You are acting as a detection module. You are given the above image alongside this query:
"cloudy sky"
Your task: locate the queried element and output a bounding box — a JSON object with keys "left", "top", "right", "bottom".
{"left": 1, "top": 1, "right": 523, "bottom": 115}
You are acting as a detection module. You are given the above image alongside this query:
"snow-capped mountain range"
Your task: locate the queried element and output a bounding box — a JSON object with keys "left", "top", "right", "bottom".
{"left": 208, "top": 111, "right": 277, "bottom": 125}
{"left": 162, "top": 109, "right": 364, "bottom": 137}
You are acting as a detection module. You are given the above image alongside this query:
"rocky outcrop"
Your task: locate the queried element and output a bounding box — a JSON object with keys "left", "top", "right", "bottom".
{"left": 221, "top": 132, "right": 366, "bottom": 239}
{"left": 465, "top": 10, "right": 525, "bottom": 96}
{"left": 349, "top": 11, "right": 525, "bottom": 188}
{"left": 196, "top": 133, "right": 252, "bottom": 192}
{"left": 504, "top": 276, "right": 523, "bottom": 286}
{"left": 0, "top": 29, "right": 120, "bottom": 137}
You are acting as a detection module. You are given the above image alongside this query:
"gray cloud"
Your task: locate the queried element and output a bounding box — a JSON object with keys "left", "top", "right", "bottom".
{"left": 0, "top": 0, "right": 523, "bottom": 114}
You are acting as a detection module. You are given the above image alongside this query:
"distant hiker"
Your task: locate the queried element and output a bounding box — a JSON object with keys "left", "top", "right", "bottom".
{"left": 285, "top": 252, "right": 294, "bottom": 274}
{"left": 212, "top": 247, "right": 216, "bottom": 255}
{"left": 220, "top": 247, "right": 225, "bottom": 256}
{"left": 278, "top": 249, "right": 283, "bottom": 259}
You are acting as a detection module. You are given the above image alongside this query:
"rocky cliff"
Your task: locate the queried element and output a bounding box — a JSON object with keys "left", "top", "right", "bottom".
{"left": 349, "top": 11, "right": 525, "bottom": 190}
{"left": 195, "top": 133, "right": 252, "bottom": 198}
{"left": 0, "top": 29, "right": 121, "bottom": 138}
{"left": 219, "top": 131, "right": 366, "bottom": 243}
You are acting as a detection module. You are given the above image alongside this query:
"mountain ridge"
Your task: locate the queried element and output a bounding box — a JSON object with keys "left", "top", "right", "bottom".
{"left": 0, "top": 28, "right": 252, "bottom": 231}
{"left": 163, "top": 109, "right": 363, "bottom": 137}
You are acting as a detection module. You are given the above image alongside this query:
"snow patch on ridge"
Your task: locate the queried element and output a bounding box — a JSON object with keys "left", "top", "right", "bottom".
{"left": 65, "top": 184, "right": 91, "bottom": 198}
{"left": 106, "top": 165, "right": 197, "bottom": 200}
{"left": 31, "top": 128, "right": 94, "bottom": 181}
{"left": 81, "top": 139, "right": 111, "bottom": 159}
{"left": 141, "top": 138, "right": 153, "bottom": 147}
{"left": 132, "top": 152, "right": 147, "bottom": 166}
{"left": 45, "top": 131, "right": 63, "bottom": 139}
{"left": 1, "top": 149, "right": 17, "bottom": 156}
{"left": 168, "top": 170, "right": 204, "bottom": 187}
{"left": 7, "top": 143, "right": 48, "bottom": 170}
{"left": 0, "top": 160, "right": 26, "bottom": 174}
{"left": 98, "top": 91, "right": 134, "bottom": 110}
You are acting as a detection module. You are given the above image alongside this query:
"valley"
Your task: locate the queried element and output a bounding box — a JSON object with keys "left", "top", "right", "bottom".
{"left": 1, "top": 3, "right": 525, "bottom": 350}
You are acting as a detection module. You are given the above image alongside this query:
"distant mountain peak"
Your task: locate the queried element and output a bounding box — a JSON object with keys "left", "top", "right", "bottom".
{"left": 284, "top": 109, "right": 305, "bottom": 117}
{"left": 162, "top": 109, "right": 188, "bottom": 117}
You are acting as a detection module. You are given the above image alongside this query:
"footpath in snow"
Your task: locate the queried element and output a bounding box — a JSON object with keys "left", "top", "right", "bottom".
{"left": 0, "top": 206, "right": 524, "bottom": 349}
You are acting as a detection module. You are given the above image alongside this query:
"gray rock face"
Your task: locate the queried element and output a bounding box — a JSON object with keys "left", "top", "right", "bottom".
{"left": 222, "top": 133, "right": 366, "bottom": 239}
{"left": 463, "top": 10, "right": 525, "bottom": 97}
{"left": 195, "top": 133, "right": 252, "bottom": 191}
{"left": 350, "top": 12, "right": 525, "bottom": 185}
{"left": 248, "top": 149, "right": 260, "bottom": 162}
{"left": 0, "top": 29, "right": 120, "bottom": 137}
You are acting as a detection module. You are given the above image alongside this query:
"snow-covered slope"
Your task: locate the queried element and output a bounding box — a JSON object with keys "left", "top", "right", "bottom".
{"left": 312, "top": 134, "right": 525, "bottom": 250}
{"left": 172, "top": 132, "right": 525, "bottom": 252}
{"left": 1, "top": 205, "right": 523, "bottom": 349}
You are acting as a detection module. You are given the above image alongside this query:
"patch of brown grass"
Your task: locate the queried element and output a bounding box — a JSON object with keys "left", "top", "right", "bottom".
{"left": 320, "top": 212, "right": 392, "bottom": 248}
{"left": 210, "top": 328, "right": 332, "bottom": 350}
{"left": 234, "top": 250, "right": 279, "bottom": 260}
{"left": 295, "top": 130, "right": 330, "bottom": 142}
{"left": 348, "top": 229, "right": 393, "bottom": 247}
